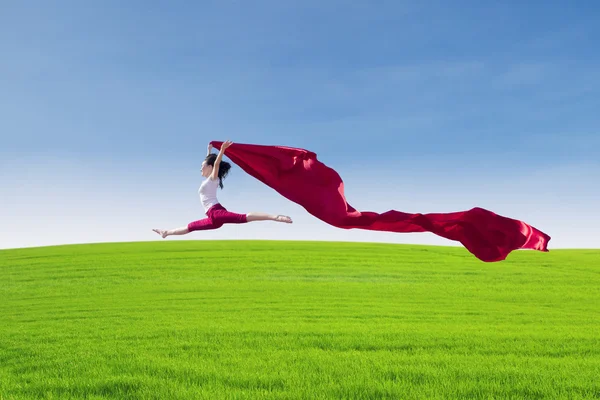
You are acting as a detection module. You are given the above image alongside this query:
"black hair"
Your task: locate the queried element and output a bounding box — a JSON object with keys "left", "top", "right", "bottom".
{"left": 205, "top": 153, "right": 231, "bottom": 189}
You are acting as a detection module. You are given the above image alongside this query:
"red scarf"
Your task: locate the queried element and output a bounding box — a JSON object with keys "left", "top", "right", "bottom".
{"left": 211, "top": 141, "right": 550, "bottom": 262}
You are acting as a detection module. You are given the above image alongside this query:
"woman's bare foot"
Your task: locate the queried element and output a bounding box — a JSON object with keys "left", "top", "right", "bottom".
{"left": 152, "top": 229, "right": 168, "bottom": 238}
{"left": 275, "top": 215, "right": 293, "bottom": 223}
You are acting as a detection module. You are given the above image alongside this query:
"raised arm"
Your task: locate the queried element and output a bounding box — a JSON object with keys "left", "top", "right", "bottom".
{"left": 207, "top": 143, "right": 213, "bottom": 157}
{"left": 210, "top": 140, "right": 233, "bottom": 180}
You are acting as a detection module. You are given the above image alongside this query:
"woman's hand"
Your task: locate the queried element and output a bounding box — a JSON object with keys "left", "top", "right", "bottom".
{"left": 221, "top": 140, "right": 233, "bottom": 150}
{"left": 207, "top": 143, "right": 213, "bottom": 155}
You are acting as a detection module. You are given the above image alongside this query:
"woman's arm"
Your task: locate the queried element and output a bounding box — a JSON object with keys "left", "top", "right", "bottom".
{"left": 211, "top": 140, "right": 233, "bottom": 180}
{"left": 207, "top": 143, "right": 213, "bottom": 156}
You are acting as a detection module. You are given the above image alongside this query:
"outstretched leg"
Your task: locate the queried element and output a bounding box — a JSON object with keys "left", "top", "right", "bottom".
{"left": 152, "top": 226, "right": 189, "bottom": 238}
{"left": 153, "top": 217, "right": 219, "bottom": 239}
{"left": 246, "top": 212, "right": 292, "bottom": 223}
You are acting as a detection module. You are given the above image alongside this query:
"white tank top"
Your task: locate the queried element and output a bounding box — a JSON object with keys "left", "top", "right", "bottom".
{"left": 198, "top": 177, "right": 220, "bottom": 212}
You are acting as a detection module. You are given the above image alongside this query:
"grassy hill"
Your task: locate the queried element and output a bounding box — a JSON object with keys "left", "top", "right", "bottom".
{"left": 1, "top": 241, "right": 599, "bottom": 399}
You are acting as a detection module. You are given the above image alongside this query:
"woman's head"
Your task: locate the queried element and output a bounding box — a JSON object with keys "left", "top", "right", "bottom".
{"left": 201, "top": 154, "right": 231, "bottom": 189}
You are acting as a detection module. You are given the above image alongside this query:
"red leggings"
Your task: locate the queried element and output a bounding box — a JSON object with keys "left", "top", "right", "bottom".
{"left": 187, "top": 203, "right": 248, "bottom": 232}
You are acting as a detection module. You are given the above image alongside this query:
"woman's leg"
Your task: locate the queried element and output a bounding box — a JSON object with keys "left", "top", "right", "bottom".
{"left": 246, "top": 212, "right": 292, "bottom": 223}
{"left": 188, "top": 217, "right": 220, "bottom": 232}
{"left": 153, "top": 217, "right": 219, "bottom": 238}
{"left": 152, "top": 226, "right": 189, "bottom": 238}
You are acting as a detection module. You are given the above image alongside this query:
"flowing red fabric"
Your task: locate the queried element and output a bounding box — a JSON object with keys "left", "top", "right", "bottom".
{"left": 211, "top": 141, "right": 550, "bottom": 262}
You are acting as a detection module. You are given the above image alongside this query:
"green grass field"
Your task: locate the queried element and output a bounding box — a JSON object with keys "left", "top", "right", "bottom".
{"left": 1, "top": 240, "right": 599, "bottom": 399}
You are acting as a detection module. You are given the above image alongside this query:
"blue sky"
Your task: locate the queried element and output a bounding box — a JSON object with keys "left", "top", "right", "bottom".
{"left": 1, "top": 1, "right": 599, "bottom": 250}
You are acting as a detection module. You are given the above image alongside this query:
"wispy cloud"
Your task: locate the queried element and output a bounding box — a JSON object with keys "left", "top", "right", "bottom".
{"left": 495, "top": 63, "right": 555, "bottom": 87}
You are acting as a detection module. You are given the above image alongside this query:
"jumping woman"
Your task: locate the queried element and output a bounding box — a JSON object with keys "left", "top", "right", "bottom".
{"left": 153, "top": 140, "right": 293, "bottom": 238}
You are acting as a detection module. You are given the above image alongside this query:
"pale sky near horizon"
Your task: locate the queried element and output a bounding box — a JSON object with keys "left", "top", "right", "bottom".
{"left": 1, "top": 1, "right": 599, "bottom": 251}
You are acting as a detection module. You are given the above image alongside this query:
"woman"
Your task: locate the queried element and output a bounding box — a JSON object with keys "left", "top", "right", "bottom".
{"left": 153, "top": 140, "right": 293, "bottom": 238}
